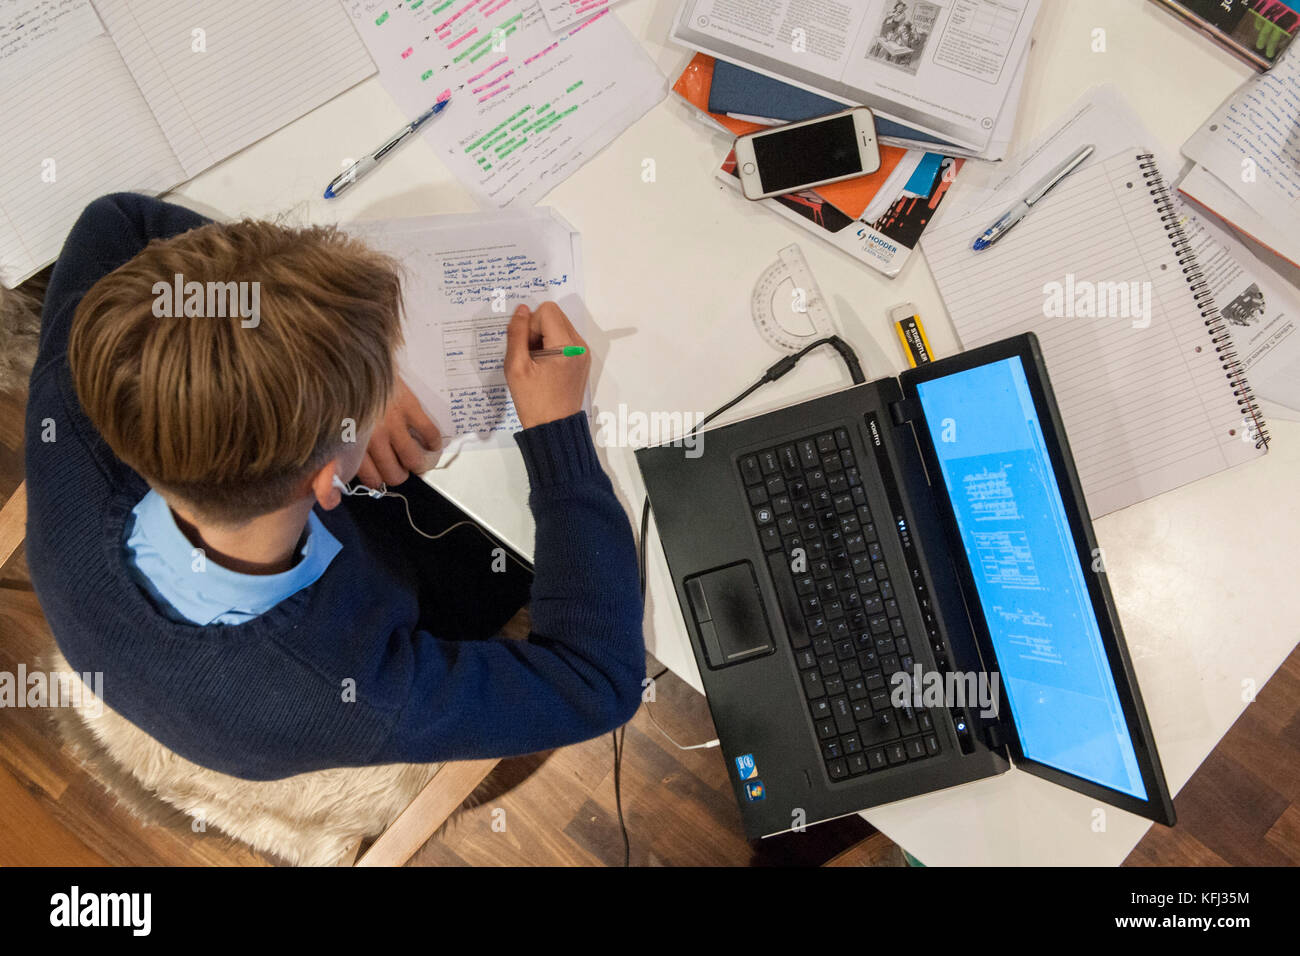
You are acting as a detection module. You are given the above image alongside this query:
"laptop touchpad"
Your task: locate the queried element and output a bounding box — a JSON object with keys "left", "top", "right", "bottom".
{"left": 684, "top": 562, "right": 774, "bottom": 669}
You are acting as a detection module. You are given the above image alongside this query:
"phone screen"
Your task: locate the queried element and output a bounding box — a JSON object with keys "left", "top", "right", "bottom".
{"left": 751, "top": 114, "right": 864, "bottom": 193}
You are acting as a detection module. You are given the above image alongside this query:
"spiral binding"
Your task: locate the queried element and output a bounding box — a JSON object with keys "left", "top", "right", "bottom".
{"left": 1138, "top": 152, "right": 1269, "bottom": 449}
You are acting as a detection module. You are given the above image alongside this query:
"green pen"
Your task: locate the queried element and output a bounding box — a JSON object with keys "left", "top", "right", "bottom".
{"left": 530, "top": 346, "right": 587, "bottom": 358}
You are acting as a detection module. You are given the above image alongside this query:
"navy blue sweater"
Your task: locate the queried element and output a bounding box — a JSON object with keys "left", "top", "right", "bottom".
{"left": 24, "top": 193, "right": 645, "bottom": 778}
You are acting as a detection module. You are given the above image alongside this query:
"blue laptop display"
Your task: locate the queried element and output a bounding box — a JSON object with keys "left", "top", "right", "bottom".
{"left": 914, "top": 357, "right": 1147, "bottom": 800}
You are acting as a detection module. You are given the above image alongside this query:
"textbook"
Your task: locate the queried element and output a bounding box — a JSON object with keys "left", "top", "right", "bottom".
{"left": 717, "top": 147, "right": 963, "bottom": 279}
{"left": 671, "top": 0, "right": 1040, "bottom": 158}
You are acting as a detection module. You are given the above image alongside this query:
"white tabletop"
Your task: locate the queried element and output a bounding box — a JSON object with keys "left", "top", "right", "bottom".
{"left": 172, "top": 0, "right": 1300, "bottom": 865}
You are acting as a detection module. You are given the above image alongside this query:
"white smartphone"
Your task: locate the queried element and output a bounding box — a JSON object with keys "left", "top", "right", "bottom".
{"left": 734, "top": 107, "right": 881, "bottom": 201}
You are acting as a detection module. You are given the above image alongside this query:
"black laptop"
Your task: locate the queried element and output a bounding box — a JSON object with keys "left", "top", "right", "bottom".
{"left": 636, "top": 333, "right": 1176, "bottom": 838}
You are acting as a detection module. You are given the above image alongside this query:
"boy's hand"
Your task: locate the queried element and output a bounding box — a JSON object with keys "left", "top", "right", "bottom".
{"left": 504, "top": 302, "right": 590, "bottom": 429}
{"left": 358, "top": 376, "right": 441, "bottom": 487}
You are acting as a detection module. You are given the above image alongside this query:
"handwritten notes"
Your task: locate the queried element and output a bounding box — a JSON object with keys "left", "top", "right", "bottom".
{"left": 349, "top": 207, "right": 586, "bottom": 446}
{"left": 0, "top": 0, "right": 101, "bottom": 78}
{"left": 345, "top": 0, "right": 664, "bottom": 207}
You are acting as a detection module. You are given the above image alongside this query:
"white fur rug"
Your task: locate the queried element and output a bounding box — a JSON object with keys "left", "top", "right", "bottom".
{"left": 47, "top": 649, "right": 441, "bottom": 866}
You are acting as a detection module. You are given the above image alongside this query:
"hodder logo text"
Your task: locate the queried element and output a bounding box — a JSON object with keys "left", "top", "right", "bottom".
{"left": 1043, "top": 273, "right": 1151, "bottom": 329}
{"left": 153, "top": 272, "right": 261, "bottom": 328}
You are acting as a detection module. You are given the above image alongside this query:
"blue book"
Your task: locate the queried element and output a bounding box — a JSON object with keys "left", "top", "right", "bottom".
{"left": 707, "top": 60, "right": 958, "bottom": 150}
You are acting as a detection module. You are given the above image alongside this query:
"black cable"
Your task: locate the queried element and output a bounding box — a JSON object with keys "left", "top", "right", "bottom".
{"left": 639, "top": 491, "right": 652, "bottom": 602}
{"left": 637, "top": 335, "right": 862, "bottom": 602}
{"left": 612, "top": 726, "right": 630, "bottom": 867}
{"left": 619, "top": 333, "right": 865, "bottom": 866}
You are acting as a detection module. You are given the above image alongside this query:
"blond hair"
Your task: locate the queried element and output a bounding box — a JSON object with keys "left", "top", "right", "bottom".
{"left": 68, "top": 219, "right": 404, "bottom": 523}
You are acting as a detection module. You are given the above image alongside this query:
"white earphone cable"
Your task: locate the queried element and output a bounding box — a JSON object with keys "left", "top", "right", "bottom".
{"left": 336, "top": 479, "right": 532, "bottom": 573}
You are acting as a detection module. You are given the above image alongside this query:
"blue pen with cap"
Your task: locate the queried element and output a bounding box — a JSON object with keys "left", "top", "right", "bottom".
{"left": 973, "top": 144, "right": 1095, "bottom": 251}
{"left": 324, "top": 92, "right": 452, "bottom": 199}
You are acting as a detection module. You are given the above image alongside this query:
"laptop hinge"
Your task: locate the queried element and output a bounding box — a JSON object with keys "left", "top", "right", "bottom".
{"left": 985, "top": 723, "right": 1006, "bottom": 751}
{"left": 888, "top": 398, "right": 918, "bottom": 426}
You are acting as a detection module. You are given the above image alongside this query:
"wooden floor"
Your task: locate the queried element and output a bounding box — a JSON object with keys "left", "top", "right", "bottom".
{"left": 1, "top": 280, "right": 1296, "bottom": 866}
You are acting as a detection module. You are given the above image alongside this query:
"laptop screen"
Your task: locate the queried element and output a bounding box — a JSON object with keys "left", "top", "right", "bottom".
{"left": 913, "top": 355, "right": 1147, "bottom": 800}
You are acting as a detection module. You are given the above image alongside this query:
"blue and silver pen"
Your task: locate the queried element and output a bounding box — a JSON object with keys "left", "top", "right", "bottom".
{"left": 973, "top": 144, "right": 1095, "bottom": 250}
{"left": 324, "top": 93, "right": 452, "bottom": 199}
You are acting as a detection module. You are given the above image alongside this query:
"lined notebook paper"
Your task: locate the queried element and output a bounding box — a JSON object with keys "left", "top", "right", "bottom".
{"left": 0, "top": 35, "right": 183, "bottom": 285}
{"left": 94, "top": 0, "right": 375, "bottom": 178}
{"left": 0, "top": 1, "right": 375, "bottom": 286}
{"left": 922, "top": 151, "right": 1267, "bottom": 517}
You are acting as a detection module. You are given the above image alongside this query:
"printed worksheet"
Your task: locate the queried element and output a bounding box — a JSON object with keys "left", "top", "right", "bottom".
{"left": 349, "top": 208, "right": 585, "bottom": 448}
{"left": 671, "top": 0, "right": 1040, "bottom": 155}
{"left": 344, "top": 0, "right": 665, "bottom": 207}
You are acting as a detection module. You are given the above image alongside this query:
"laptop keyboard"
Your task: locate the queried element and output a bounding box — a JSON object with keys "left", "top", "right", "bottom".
{"left": 740, "top": 429, "right": 943, "bottom": 782}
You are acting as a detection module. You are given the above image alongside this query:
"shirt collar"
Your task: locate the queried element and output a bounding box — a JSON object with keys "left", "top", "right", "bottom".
{"left": 129, "top": 490, "right": 341, "bottom": 625}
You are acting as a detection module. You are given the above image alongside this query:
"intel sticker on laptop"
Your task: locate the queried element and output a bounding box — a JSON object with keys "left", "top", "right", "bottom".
{"left": 735, "top": 754, "right": 758, "bottom": 780}
{"left": 744, "top": 780, "right": 766, "bottom": 802}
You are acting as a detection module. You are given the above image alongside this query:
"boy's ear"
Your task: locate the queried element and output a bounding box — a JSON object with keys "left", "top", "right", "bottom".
{"left": 311, "top": 458, "right": 345, "bottom": 511}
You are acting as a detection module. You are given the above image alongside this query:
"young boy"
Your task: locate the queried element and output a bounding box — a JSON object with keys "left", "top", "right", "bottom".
{"left": 24, "top": 193, "right": 646, "bottom": 778}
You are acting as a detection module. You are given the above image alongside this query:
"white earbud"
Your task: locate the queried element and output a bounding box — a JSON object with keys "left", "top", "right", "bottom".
{"left": 334, "top": 475, "right": 388, "bottom": 499}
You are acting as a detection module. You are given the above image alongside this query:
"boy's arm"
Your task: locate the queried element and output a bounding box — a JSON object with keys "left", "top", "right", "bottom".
{"left": 375, "top": 412, "right": 646, "bottom": 761}
{"left": 36, "top": 193, "right": 209, "bottom": 375}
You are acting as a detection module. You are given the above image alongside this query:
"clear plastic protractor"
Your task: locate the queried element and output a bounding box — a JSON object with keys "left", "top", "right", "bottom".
{"left": 750, "top": 244, "right": 840, "bottom": 354}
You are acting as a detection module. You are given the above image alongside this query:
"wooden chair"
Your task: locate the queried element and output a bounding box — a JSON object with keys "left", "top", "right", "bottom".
{"left": 351, "top": 757, "right": 497, "bottom": 866}
{"left": 0, "top": 480, "right": 24, "bottom": 572}
{"left": 0, "top": 480, "right": 499, "bottom": 867}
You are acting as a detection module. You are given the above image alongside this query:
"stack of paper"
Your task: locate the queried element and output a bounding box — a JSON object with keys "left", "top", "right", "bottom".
{"left": 1178, "top": 45, "right": 1300, "bottom": 271}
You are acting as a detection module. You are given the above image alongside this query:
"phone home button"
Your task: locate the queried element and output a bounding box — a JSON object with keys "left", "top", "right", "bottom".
{"left": 742, "top": 162, "right": 756, "bottom": 175}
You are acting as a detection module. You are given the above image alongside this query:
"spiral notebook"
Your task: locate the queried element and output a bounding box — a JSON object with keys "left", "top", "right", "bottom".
{"left": 921, "top": 150, "right": 1269, "bottom": 517}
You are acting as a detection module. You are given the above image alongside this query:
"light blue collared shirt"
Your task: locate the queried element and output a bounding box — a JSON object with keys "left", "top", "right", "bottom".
{"left": 124, "top": 490, "right": 341, "bottom": 626}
